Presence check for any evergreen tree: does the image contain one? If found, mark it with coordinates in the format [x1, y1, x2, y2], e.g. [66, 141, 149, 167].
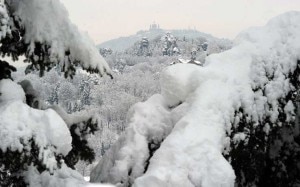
[0, 0, 111, 186]
[225, 60, 300, 186]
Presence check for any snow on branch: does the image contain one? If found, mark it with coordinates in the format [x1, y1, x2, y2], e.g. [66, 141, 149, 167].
[5, 0, 111, 77]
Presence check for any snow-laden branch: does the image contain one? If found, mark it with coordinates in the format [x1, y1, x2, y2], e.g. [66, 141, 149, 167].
[5, 0, 111, 77]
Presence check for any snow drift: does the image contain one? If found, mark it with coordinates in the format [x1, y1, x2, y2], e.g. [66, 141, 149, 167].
[91, 11, 300, 187]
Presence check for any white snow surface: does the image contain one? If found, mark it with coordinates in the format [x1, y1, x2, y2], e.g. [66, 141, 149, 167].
[6, 0, 111, 76]
[50, 104, 99, 127]
[25, 164, 114, 187]
[0, 79, 72, 172]
[90, 94, 173, 185]
[91, 11, 300, 187]
[0, 79, 25, 102]
[0, 0, 11, 40]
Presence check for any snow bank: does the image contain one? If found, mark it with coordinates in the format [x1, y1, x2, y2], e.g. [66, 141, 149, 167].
[6, 0, 111, 76]
[0, 79, 72, 172]
[91, 11, 300, 187]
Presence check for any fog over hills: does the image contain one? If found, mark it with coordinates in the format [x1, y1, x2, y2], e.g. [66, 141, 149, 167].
[98, 23, 225, 51]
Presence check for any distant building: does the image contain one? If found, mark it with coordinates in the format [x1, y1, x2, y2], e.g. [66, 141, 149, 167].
[149, 22, 160, 30]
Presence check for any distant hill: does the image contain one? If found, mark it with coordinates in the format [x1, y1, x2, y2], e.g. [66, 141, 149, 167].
[97, 27, 221, 52]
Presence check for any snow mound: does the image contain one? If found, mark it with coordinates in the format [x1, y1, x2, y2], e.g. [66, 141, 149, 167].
[135, 64, 237, 187]
[0, 79, 25, 102]
[0, 79, 72, 172]
[7, 0, 111, 76]
[91, 11, 300, 187]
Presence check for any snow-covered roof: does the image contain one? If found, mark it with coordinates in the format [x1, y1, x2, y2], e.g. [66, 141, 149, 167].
[177, 58, 203, 66]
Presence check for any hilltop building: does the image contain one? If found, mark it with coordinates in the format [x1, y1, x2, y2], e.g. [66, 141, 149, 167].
[149, 22, 160, 30]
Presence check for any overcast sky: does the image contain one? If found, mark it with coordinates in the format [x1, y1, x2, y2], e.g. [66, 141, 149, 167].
[60, 0, 300, 44]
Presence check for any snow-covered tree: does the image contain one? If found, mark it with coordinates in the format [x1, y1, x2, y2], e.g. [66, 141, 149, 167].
[2, 0, 111, 77]
[0, 0, 111, 186]
[90, 11, 300, 187]
[162, 32, 179, 56]
[99, 48, 113, 57]
[137, 37, 151, 56]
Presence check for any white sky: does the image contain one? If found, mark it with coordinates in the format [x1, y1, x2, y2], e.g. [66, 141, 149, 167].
[62, 0, 300, 44]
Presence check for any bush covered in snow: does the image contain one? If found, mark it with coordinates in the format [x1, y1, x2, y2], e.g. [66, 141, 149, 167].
[90, 11, 300, 187]
[0, 0, 111, 186]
